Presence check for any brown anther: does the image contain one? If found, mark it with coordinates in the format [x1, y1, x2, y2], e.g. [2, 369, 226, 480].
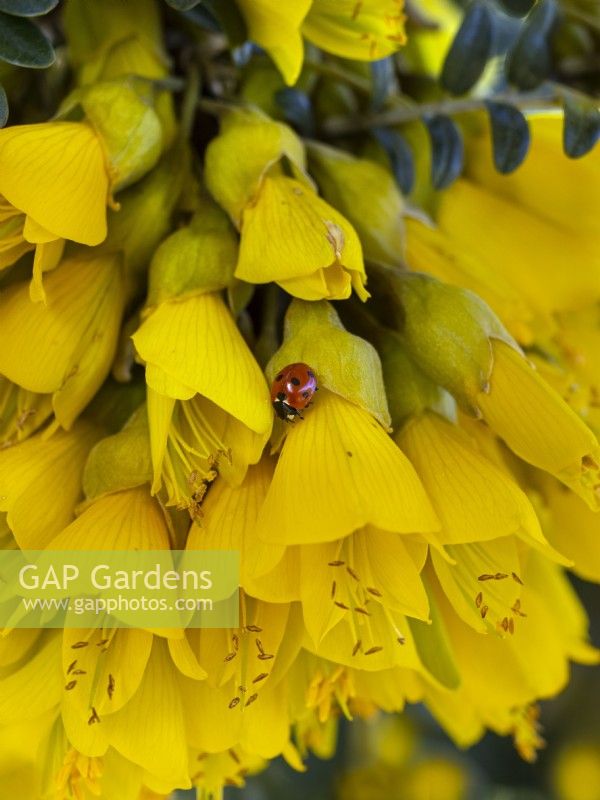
[331, 581, 336, 599]
[397, 636, 406, 645]
[352, 640, 362, 656]
[258, 653, 274, 661]
[255, 638, 265, 655]
[88, 707, 100, 725]
[66, 660, 77, 674]
[245, 693, 258, 707]
[253, 673, 268, 683]
[481, 604, 489, 619]
[108, 674, 115, 700]
[232, 634, 239, 649]
[238, 686, 247, 693]
[72, 669, 87, 676]
[511, 572, 524, 585]
[346, 566, 360, 581]
[494, 573, 509, 580]
[96, 639, 109, 647]
[354, 607, 370, 616]
[224, 652, 236, 662]
[245, 625, 262, 633]
[71, 641, 89, 649]
[364, 646, 383, 656]
[478, 574, 495, 581]
[228, 697, 240, 709]
[328, 560, 345, 567]
[508, 618, 515, 635]
[366, 587, 382, 597]
[582, 454, 598, 469]
[334, 601, 349, 610]
[197, 753, 208, 761]
[229, 749, 241, 764]
[475, 592, 483, 608]
[500, 617, 509, 632]
[65, 680, 77, 691]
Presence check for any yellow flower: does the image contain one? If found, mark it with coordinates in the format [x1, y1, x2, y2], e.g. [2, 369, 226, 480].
[133, 292, 272, 508]
[406, 111, 600, 344]
[392, 273, 600, 508]
[205, 110, 368, 301]
[236, 0, 406, 85]
[0, 252, 126, 429]
[0, 376, 53, 448]
[0, 422, 100, 549]
[0, 122, 110, 301]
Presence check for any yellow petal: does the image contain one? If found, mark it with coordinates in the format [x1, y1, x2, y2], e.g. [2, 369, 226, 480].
[303, 0, 407, 61]
[0, 633, 62, 724]
[0, 423, 99, 549]
[103, 638, 190, 789]
[30, 238, 65, 304]
[236, 174, 366, 301]
[0, 122, 108, 244]
[398, 411, 547, 545]
[186, 458, 284, 583]
[133, 293, 272, 435]
[235, 0, 311, 85]
[478, 340, 600, 509]
[0, 252, 125, 428]
[257, 389, 439, 544]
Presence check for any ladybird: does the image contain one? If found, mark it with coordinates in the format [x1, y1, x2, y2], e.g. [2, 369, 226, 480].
[271, 362, 318, 421]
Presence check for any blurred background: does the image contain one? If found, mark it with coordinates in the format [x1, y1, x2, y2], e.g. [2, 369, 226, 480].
[173, 577, 600, 800]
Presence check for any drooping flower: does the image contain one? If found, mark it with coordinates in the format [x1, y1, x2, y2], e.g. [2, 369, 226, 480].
[205, 109, 368, 301]
[235, 0, 406, 85]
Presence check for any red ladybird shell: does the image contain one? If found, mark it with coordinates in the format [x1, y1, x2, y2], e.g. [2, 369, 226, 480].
[270, 363, 318, 420]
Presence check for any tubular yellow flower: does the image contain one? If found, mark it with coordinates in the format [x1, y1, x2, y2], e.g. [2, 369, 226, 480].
[0, 122, 110, 300]
[393, 273, 600, 508]
[406, 112, 600, 343]
[0, 252, 126, 429]
[235, 0, 406, 85]
[0, 423, 100, 550]
[133, 292, 272, 508]
[205, 110, 368, 301]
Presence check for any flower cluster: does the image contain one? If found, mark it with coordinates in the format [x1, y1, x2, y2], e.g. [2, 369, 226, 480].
[0, 1, 598, 799]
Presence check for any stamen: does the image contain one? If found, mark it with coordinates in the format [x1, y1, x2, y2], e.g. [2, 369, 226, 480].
[352, 640, 362, 656]
[228, 697, 240, 709]
[334, 601, 349, 610]
[229, 749, 241, 764]
[346, 566, 360, 581]
[88, 708, 100, 725]
[245, 693, 258, 707]
[107, 674, 115, 700]
[328, 560, 345, 567]
[255, 639, 265, 655]
[366, 587, 382, 597]
[481, 604, 489, 619]
[364, 646, 383, 656]
[245, 625, 262, 633]
[66, 660, 77, 674]
[224, 652, 236, 662]
[258, 653, 274, 661]
[512, 572, 524, 585]
[65, 680, 77, 691]
[253, 673, 268, 683]
[475, 592, 483, 608]
[71, 641, 89, 649]
[331, 581, 336, 599]
[354, 607, 370, 616]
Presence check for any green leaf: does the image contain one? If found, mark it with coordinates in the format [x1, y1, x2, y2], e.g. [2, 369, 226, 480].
[0, 84, 7, 127]
[485, 101, 531, 173]
[507, 0, 558, 89]
[0, 11, 54, 67]
[373, 127, 415, 195]
[164, 0, 203, 9]
[0, 0, 58, 16]
[425, 115, 464, 189]
[563, 94, 600, 158]
[497, 0, 535, 15]
[441, 1, 494, 95]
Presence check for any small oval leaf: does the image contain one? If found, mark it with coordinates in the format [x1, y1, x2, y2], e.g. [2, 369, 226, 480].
[425, 115, 464, 189]
[0, 84, 7, 127]
[371, 57, 395, 112]
[373, 127, 415, 195]
[485, 101, 531, 173]
[441, 2, 495, 95]
[0, 0, 58, 16]
[563, 95, 600, 159]
[164, 0, 203, 9]
[0, 12, 54, 67]
[497, 0, 535, 16]
[507, 0, 558, 89]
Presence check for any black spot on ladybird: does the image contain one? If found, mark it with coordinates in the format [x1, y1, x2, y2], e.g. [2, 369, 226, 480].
[277, 392, 286, 401]
[291, 377, 300, 386]
[302, 391, 309, 398]
[275, 374, 283, 381]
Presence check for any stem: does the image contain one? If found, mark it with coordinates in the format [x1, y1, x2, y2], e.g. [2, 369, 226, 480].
[179, 61, 202, 142]
[321, 86, 560, 136]
[303, 57, 372, 95]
